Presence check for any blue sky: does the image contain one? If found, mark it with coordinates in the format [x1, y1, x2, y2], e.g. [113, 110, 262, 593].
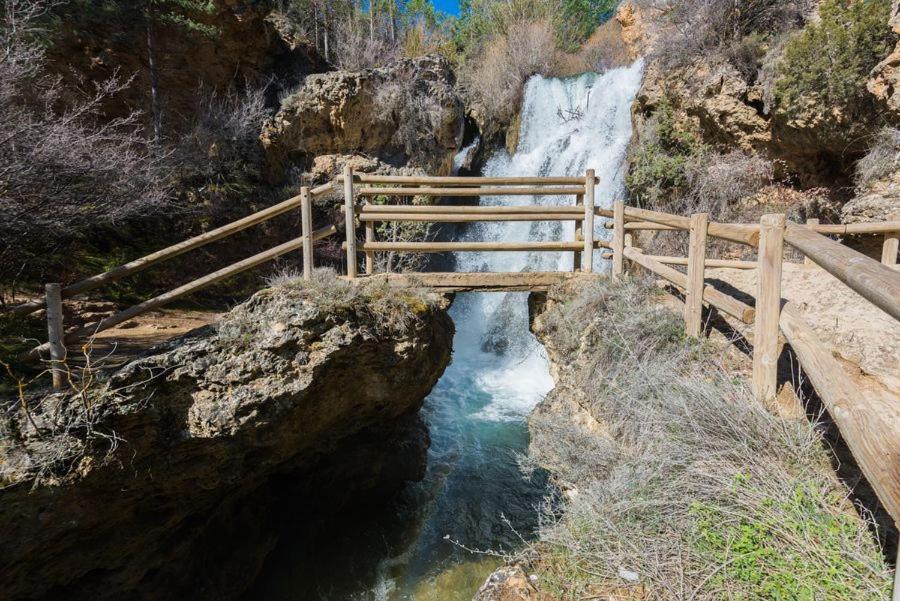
[431, 0, 460, 16]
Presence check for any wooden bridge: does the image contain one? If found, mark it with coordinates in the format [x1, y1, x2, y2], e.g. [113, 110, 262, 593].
[6, 170, 900, 554]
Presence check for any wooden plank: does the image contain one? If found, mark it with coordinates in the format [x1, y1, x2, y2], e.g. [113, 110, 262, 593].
[611, 201, 625, 278]
[808, 220, 900, 235]
[623, 247, 756, 324]
[300, 187, 313, 280]
[779, 302, 900, 524]
[583, 169, 596, 273]
[882, 212, 899, 266]
[684, 213, 709, 337]
[623, 206, 760, 246]
[784, 222, 900, 321]
[574, 194, 583, 271]
[357, 187, 585, 197]
[45, 284, 66, 390]
[604, 220, 679, 231]
[26, 225, 339, 355]
[365, 220, 375, 275]
[753, 214, 785, 402]
[343, 165, 358, 278]
[357, 213, 583, 222]
[644, 255, 756, 269]
[361, 271, 592, 292]
[352, 175, 591, 186]
[350, 241, 584, 252]
[358, 204, 583, 214]
[8, 183, 335, 317]
[804, 218, 819, 266]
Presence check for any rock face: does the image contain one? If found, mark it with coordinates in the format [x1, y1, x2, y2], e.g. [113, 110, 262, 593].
[47, 0, 320, 129]
[0, 278, 453, 600]
[261, 55, 465, 177]
[868, 0, 900, 113]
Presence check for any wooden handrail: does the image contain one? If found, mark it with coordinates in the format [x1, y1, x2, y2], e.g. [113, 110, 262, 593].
[357, 213, 584, 222]
[348, 174, 595, 186]
[347, 241, 584, 252]
[784, 222, 900, 321]
[622, 206, 760, 246]
[9, 182, 335, 317]
[357, 204, 584, 213]
[27, 224, 337, 357]
[356, 186, 585, 197]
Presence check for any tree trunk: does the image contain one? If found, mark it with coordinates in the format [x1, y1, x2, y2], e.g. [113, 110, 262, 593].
[145, 12, 162, 142]
[389, 0, 396, 43]
[369, 0, 375, 41]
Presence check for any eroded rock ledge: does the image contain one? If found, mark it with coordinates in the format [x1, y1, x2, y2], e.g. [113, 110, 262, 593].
[0, 277, 453, 600]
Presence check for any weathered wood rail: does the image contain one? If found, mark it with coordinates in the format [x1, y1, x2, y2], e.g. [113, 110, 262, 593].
[4, 172, 900, 572]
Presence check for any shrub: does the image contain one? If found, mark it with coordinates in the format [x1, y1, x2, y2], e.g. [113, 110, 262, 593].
[650, 0, 812, 77]
[773, 0, 895, 126]
[0, 0, 172, 302]
[855, 127, 900, 190]
[626, 98, 705, 205]
[526, 278, 892, 599]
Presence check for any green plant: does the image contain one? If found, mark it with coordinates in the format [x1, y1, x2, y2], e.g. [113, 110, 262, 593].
[626, 98, 705, 205]
[774, 0, 895, 126]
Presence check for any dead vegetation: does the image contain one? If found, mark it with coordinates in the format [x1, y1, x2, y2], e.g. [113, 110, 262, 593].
[524, 278, 892, 599]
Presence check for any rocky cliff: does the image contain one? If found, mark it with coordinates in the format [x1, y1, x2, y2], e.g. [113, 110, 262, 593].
[261, 55, 465, 178]
[0, 275, 453, 600]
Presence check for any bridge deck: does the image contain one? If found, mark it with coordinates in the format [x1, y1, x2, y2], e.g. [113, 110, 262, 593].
[358, 271, 599, 292]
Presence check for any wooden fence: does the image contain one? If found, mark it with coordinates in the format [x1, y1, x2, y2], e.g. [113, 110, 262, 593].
[4, 170, 900, 545]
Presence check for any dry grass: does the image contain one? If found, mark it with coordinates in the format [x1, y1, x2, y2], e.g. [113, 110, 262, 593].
[856, 127, 900, 191]
[524, 278, 892, 599]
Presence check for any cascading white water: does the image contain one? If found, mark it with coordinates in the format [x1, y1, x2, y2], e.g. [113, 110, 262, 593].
[451, 61, 644, 422]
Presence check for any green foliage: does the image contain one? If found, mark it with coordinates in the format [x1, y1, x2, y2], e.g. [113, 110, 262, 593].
[454, 0, 615, 56]
[690, 478, 889, 599]
[626, 98, 705, 205]
[774, 0, 894, 123]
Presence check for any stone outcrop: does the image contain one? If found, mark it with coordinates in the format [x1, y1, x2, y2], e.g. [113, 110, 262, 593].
[261, 55, 465, 178]
[473, 566, 540, 601]
[0, 278, 453, 600]
[868, 0, 900, 114]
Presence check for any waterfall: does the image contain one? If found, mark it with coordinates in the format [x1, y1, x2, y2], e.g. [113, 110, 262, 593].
[451, 61, 644, 422]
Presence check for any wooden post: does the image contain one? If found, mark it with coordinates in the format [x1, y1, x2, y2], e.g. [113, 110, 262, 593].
[343, 165, 358, 278]
[573, 194, 583, 271]
[582, 170, 595, 273]
[300, 187, 313, 280]
[365, 221, 375, 274]
[611, 200, 625, 279]
[752, 213, 786, 402]
[684, 213, 709, 337]
[882, 212, 899, 266]
[804, 218, 819, 265]
[45, 283, 66, 390]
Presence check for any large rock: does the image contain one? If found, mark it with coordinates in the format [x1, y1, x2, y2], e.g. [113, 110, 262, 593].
[868, 0, 900, 114]
[261, 55, 464, 177]
[0, 277, 453, 600]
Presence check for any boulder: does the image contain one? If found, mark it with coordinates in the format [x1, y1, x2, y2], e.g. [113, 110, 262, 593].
[0, 277, 453, 600]
[261, 55, 464, 177]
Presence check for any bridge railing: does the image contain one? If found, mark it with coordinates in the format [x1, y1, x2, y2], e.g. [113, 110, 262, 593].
[11, 182, 340, 385]
[338, 168, 602, 276]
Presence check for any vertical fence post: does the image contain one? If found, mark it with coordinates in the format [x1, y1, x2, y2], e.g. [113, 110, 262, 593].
[365, 221, 375, 275]
[611, 200, 625, 279]
[343, 165, 358, 278]
[752, 213, 786, 402]
[45, 283, 66, 390]
[882, 212, 899, 266]
[582, 170, 595, 273]
[573, 194, 583, 272]
[300, 186, 313, 280]
[684, 212, 709, 337]
[804, 218, 819, 265]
